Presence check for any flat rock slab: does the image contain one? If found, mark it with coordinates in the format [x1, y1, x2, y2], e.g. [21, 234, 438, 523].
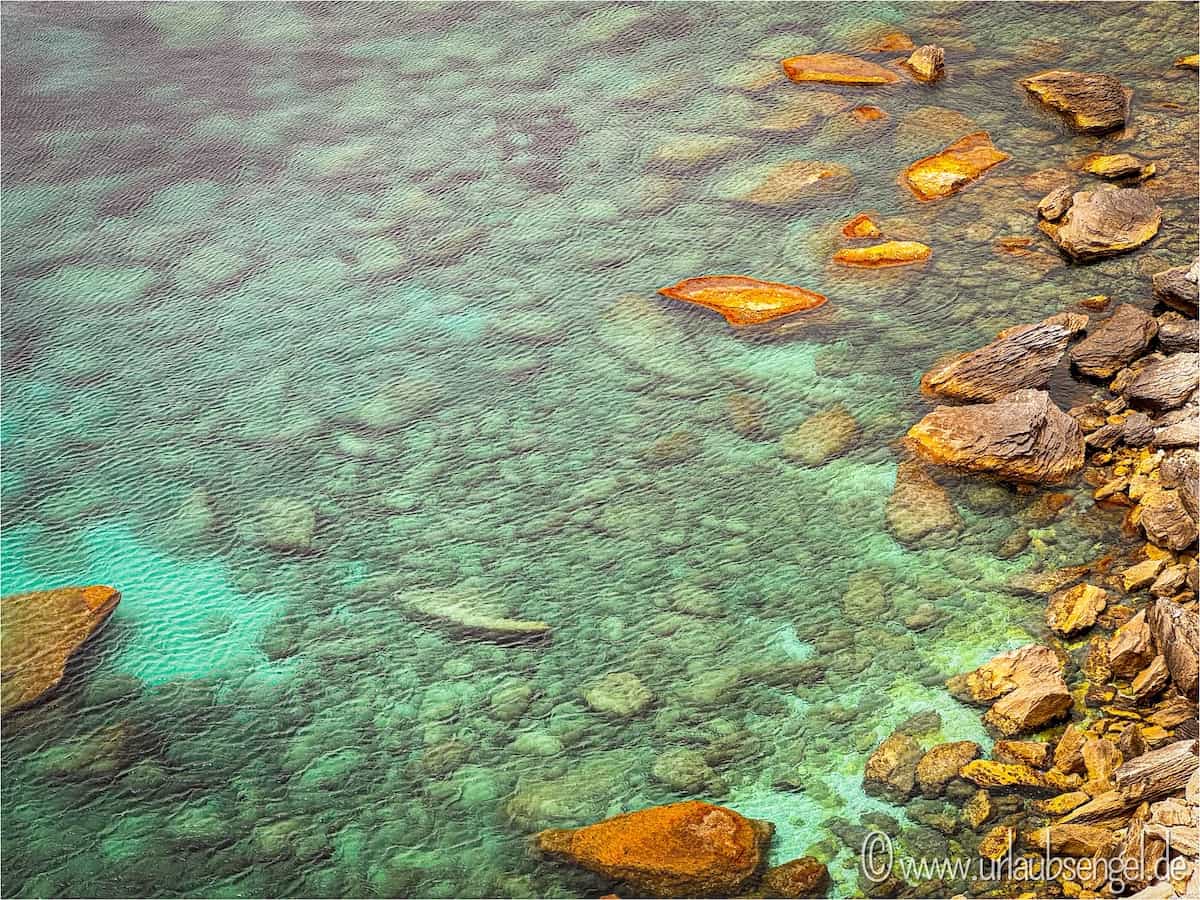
[901, 132, 1010, 201]
[781, 52, 899, 84]
[1, 585, 121, 715]
[907, 389, 1085, 483]
[1070, 304, 1159, 378]
[1040, 188, 1161, 261]
[658, 275, 828, 326]
[885, 459, 961, 545]
[833, 240, 931, 268]
[1021, 70, 1131, 133]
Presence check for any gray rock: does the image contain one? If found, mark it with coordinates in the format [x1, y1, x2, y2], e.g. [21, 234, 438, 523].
[1156, 312, 1197, 353]
[1122, 353, 1199, 411]
[1153, 260, 1199, 318]
[1070, 304, 1158, 378]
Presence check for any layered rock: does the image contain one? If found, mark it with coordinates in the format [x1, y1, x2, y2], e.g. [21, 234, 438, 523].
[916, 741, 981, 797]
[983, 681, 1073, 735]
[885, 459, 961, 545]
[947, 644, 1063, 704]
[1152, 260, 1199, 317]
[1038, 188, 1161, 261]
[1069, 304, 1159, 378]
[1156, 312, 1198, 354]
[1020, 70, 1131, 133]
[1148, 597, 1199, 696]
[657, 275, 828, 327]
[864, 731, 923, 802]
[535, 801, 773, 897]
[907, 389, 1085, 483]
[780, 52, 899, 85]
[1, 585, 121, 715]
[832, 240, 932, 268]
[921, 313, 1087, 401]
[904, 45, 945, 82]
[1121, 353, 1199, 411]
[1045, 583, 1108, 637]
[1081, 153, 1153, 180]
[901, 132, 1010, 201]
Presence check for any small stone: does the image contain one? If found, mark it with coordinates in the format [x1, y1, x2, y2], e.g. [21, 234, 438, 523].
[1131, 655, 1171, 702]
[869, 32, 915, 52]
[1082, 153, 1153, 180]
[1038, 185, 1074, 222]
[1123, 557, 1167, 591]
[759, 857, 830, 899]
[1109, 610, 1155, 678]
[1156, 313, 1198, 354]
[726, 160, 854, 208]
[1122, 353, 1199, 412]
[1046, 583, 1108, 636]
[960, 759, 1079, 792]
[863, 731, 923, 802]
[905, 45, 945, 82]
[780, 404, 860, 467]
[658, 275, 828, 327]
[1029, 824, 1118, 858]
[962, 790, 994, 829]
[916, 741, 981, 797]
[833, 241, 932, 268]
[1032, 791, 1091, 815]
[947, 644, 1064, 704]
[841, 213, 881, 238]
[978, 825, 1016, 860]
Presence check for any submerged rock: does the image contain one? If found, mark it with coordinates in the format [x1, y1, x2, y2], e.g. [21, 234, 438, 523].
[921, 312, 1087, 401]
[885, 459, 961, 545]
[725, 160, 854, 207]
[657, 276, 828, 327]
[535, 801, 773, 898]
[779, 404, 860, 466]
[1020, 70, 1131, 133]
[851, 104, 888, 123]
[1069, 304, 1158, 378]
[864, 731, 923, 802]
[404, 589, 550, 643]
[583, 672, 653, 718]
[240, 497, 316, 552]
[901, 132, 1010, 201]
[780, 52, 899, 85]
[907, 390, 1085, 484]
[904, 45, 945, 82]
[1, 585, 121, 715]
[1039, 188, 1161, 261]
[841, 212, 881, 238]
[1082, 153, 1153, 180]
[759, 857, 829, 898]
[1152, 260, 1199, 317]
[869, 32, 915, 52]
[647, 135, 752, 174]
[832, 240, 932, 268]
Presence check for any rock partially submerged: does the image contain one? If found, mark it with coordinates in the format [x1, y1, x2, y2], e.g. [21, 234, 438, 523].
[947, 644, 1064, 705]
[404, 589, 550, 643]
[921, 312, 1087, 401]
[841, 212, 881, 238]
[759, 857, 829, 899]
[1152, 260, 1199, 317]
[2, 585, 121, 715]
[657, 275, 828, 327]
[1069, 304, 1159, 378]
[904, 45, 945, 83]
[781, 52, 899, 85]
[901, 132, 1010, 201]
[833, 240, 932, 268]
[1038, 188, 1161, 261]
[1020, 70, 1131, 134]
[535, 800, 773, 898]
[1082, 153, 1154, 181]
[907, 389, 1086, 483]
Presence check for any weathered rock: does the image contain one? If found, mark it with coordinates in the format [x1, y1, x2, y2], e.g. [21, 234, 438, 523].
[869, 32, 915, 52]
[1152, 260, 1199, 318]
[901, 132, 1010, 201]
[947, 644, 1064, 704]
[1032, 791, 1090, 816]
[404, 589, 550, 643]
[1082, 737, 1124, 793]
[983, 679, 1074, 735]
[1046, 583, 1108, 636]
[841, 213, 881, 238]
[962, 789, 994, 829]
[651, 748, 724, 795]
[535, 801, 772, 898]
[657, 276, 828, 327]
[727, 160, 854, 207]
[960, 759, 1078, 793]
[1148, 597, 1199, 696]
[1055, 724, 1088, 775]
[1039, 188, 1161, 261]
[1038, 185, 1074, 222]
[1082, 153, 1153, 180]
[780, 404, 859, 466]
[1020, 70, 1131, 133]
[993, 740, 1053, 769]
[781, 52, 900, 85]
[241, 497, 316, 552]
[1149, 564, 1187, 597]
[864, 731, 923, 802]
[885, 459, 961, 545]
[905, 45, 945, 82]
[1130, 655, 1171, 702]
[1070, 304, 1159, 378]
[583, 672, 653, 718]
[978, 825, 1015, 860]
[1029, 824, 1118, 857]
[1156, 312, 1198, 354]
[922, 313, 1087, 401]
[1, 586, 121, 715]
[907, 389, 1085, 484]
[1109, 610, 1155, 678]
[1177, 54, 1200, 69]
[1138, 486, 1199, 550]
[1154, 415, 1200, 449]
[832, 240, 932, 268]
[1122, 557, 1166, 591]
[1161, 449, 1199, 518]
[1121, 353, 1199, 411]
[916, 741, 981, 797]
[1122, 412, 1156, 446]
[759, 857, 830, 898]
[851, 104, 887, 123]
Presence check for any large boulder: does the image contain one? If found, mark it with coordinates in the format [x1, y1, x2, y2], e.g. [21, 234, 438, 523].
[1121, 353, 1199, 411]
[901, 131, 1010, 201]
[1039, 188, 1161, 261]
[1152, 260, 1199, 317]
[983, 680, 1074, 736]
[1, 586, 121, 715]
[1148, 597, 1199, 696]
[921, 312, 1087, 401]
[907, 389, 1085, 484]
[535, 801, 773, 897]
[1137, 486, 1199, 551]
[885, 459, 961, 545]
[1069, 304, 1159, 378]
[1020, 70, 1131, 133]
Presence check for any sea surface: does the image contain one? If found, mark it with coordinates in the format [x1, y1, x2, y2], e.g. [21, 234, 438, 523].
[1, 2, 1197, 897]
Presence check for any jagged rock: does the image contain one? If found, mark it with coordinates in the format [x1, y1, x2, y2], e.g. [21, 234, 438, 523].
[1150, 564, 1187, 597]
[870, 32, 914, 51]
[1138, 486, 1198, 550]
[993, 740, 1053, 769]
[1082, 737, 1124, 793]
[1160, 449, 1199, 518]
[583, 672, 653, 717]
[905, 45, 945, 82]
[1122, 412, 1156, 446]
[983, 679, 1073, 735]
[1032, 791, 1090, 816]
[916, 741, 981, 797]
[907, 389, 1085, 484]
[922, 313, 1087, 401]
[780, 404, 859, 466]
[1121, 353, 1199, 411]
[901, 132, 1009, 201]
[1154, 415, 1200, 449]
[1152, 260, 1199, 317]
[962, 790, 995, 829]
[1046, 583, 1108, 636]
[1109, 610, 1155, 678]
[1029, 824, 1118, 857]
[864, 731, 923, 802]
[832, 241, 932, 268]
[404, 589, 550, 643]
[1038, 186, 1074, 221]
[947, 644, 1063, 704]
[1123, 557, 1167, 591]
[885, 459, 961, 545]
[1070, 304, 1159, 378]
[759, 857, 829, 898]
[535, 801, 773, 898]
[1082, 153, 1153, 180]
[978, 825, 1016, 860]
[1, 586, 121, 715]
[1148, 597, 1199, 696]
[1131, 655, 1171, 702]
[960, 759, 1079, 793]
[1055, 724, 1088, 774]
[1156, 312, 1198, 354]
[1020, 70, 1131, 133]
[1039, 188, 1161, 261]
[781, 52, 899, 84]
[657, 275, 828, 327]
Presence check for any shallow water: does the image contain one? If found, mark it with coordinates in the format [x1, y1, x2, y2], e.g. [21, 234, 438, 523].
[1, 2, 1197, 897]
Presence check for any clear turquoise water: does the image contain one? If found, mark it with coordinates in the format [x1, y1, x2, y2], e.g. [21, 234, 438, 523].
[2, 2, 1197, 897]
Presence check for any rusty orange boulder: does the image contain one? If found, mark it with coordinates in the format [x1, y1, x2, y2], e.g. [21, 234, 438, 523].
[535, 800, 773, 897]
[658, 276, 828, 326]
[781, 52, 899, 85]
[833, 241, 931, 268]
[2, 585, 121, 715]
[901, 132, 1010, 201]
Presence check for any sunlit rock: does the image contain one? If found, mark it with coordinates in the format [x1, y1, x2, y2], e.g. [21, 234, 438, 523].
[780, 52, 899, 85]
[1082, 153, 1154, 181]
[1020, 70, 1132, 134]
[851, 104, 888, 123]
[904, 45, 945, 82]
[1038, 188, 1161, 261]
[901, 132, 1010, 201]
[657, 275, 828, 326]
[833, 240, 932, 267]
[841, 213, 881, 238]
[1151, 259, 1198, 317]
[1069, 304, 1158, 378]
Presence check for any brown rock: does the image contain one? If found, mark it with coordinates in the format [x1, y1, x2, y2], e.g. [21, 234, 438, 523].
[1046, 583, 1108, 636]
[851, 105, 888, 123]
[1038, 185, 1074, 222]
[841, 213, 881, 238]
[1082, 737, 1124, 792]
[658, 276, 828, 327]
[916, 741, 981, 797]
[947, 644, 1064, 704]
[759, 857, 829, 898]
[780, 404, 859, 467]
[1031, 791, 1091, 815]
[1148, 597, 1199, 696]
[961, 759, 1079, 793]
[1151, 260, 1198, 318]
[1070, 304, 1159, 378]
[869, 32, 915, 52]
[1040, 188, 1162, 261]
[962, 789, 994, 829]
[1082, 153, 1153, 180]
[885, 459, 961, 545]
[1055, 723, 1088, 774]
[983, 679, 1074, 736]
[1130, 655, 1171, 702]
[1020, 70, 1131, 134]
[1138, 486, 1199, 551]
[907, 389, 1085, 484]
[1122, 353, 1199, 411]
[1109, 610, 1155, 679]
[921, 313, 1087, 401]
[832, 241, 932, 268]
[1157, 312, 1199, 354]
[901, 132, 1010, 201]
[993, 740, 1053, 769]
[978, 825, 1015, 860]
[864, 731, 923, 802]
[1149, 564, 1186, 598]
[1, 585, 121, 715]
[905, 45, 945, 83]
[534, 801, 772, 898]
[1123, 557, 1167, 591]
[1028, 824, 1117, 858]
[781, 52, 900, 85]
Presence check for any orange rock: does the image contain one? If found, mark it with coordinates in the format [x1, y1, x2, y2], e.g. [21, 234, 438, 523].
[901, 132, 1011, 201]
[2, 585, 121, 715]
[833, 241, 931, 268]
[658, 276, 828, 326]
[781, 52, 900, 85]
[841, 213, 882, 238]
[535, 800, 773, 898]
[852, 105, 888, 123]
[870, 32, 916, 52]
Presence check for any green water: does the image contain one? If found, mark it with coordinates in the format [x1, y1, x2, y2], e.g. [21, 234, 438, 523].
[1, 2, 1196, 897]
